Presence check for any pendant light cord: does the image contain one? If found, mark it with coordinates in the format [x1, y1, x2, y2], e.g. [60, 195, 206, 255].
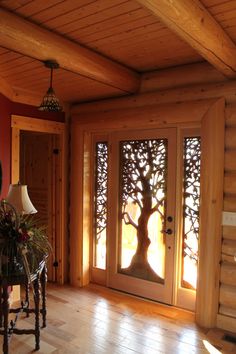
[50, 67, 53, 89]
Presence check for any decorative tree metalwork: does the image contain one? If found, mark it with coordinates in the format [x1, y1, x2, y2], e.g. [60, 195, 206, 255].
[119, 139, 167, 283]
[94, 142, 108, 268]
[182, 137, 201, 289]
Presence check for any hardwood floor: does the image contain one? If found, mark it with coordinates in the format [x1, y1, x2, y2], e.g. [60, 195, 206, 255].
[1, 283, 236, 353]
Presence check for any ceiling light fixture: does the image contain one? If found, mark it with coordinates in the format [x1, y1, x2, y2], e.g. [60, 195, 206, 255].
[38, 60, 62, 112]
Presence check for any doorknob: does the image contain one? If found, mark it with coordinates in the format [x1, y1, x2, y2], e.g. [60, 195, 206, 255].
[167, 216, 173, 222]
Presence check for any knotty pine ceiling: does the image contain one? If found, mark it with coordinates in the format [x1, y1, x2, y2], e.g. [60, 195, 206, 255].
[0, 0, 235, 106]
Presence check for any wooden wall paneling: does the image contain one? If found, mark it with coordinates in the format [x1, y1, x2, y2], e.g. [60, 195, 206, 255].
[220, 263, 236, 286]
[225, 151, 236, 171]
[224, 172, 236, 194]
[195, 98, 225, 328]
[11, 115, 66, 284]
[222, 239, 236, 258]
[219, 284, 236, 309]
[224, 196, 236, 212]
[219, 305, 236, 318]
[217, 313, 236, 333]
[223, 225, 236, 241]
[225, 128, 236, 149]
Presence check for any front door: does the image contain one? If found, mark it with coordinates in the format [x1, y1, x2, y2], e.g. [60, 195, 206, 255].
[108, 128, 177, 304]
[92, 128, 201, 307]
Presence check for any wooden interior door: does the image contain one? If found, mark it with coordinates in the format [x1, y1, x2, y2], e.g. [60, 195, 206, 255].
[20, 131, 58, 282]
[108, 128, 177, 304]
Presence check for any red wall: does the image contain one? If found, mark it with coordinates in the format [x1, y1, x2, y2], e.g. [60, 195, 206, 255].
[0, 93, 65, 198]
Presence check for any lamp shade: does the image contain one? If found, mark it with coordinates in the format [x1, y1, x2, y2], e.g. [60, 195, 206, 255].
[6, 184, 37, 214]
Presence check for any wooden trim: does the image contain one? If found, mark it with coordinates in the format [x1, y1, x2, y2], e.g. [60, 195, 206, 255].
[195, 98, 225, 328]
[11, 115, 66, 285]
[0, 8, 140, 93]
[70, 125, 83, 287]
[11, 127, 20, 184]
[136, 0, 236, 77]
[72, 80, 236, 115]
[72, 99, 218, 129]
[174, 127, 201, 311]
[11, 115, 65, 133]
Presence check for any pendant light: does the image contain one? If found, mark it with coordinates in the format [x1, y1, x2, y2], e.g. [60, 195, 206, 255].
[38, 60, 62, 112]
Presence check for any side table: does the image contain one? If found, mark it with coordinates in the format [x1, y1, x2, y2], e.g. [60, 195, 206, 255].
[0, 261, 47, 354]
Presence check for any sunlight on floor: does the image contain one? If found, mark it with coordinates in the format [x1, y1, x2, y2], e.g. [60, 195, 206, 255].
[203, 340, 222, 354]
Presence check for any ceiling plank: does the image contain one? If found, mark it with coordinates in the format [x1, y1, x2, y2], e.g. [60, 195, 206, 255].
[0, 8, 140, 93]
[0, 73, 14, 100]
[136, 0, 236, 78]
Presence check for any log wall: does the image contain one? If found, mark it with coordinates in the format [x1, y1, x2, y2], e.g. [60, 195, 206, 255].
[219, 107, 236, 328]
[72, 61, 236, 331]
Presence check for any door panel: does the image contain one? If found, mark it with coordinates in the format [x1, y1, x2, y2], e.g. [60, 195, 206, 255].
[108, 128, 177, 304]
[20, 131, 58, 282]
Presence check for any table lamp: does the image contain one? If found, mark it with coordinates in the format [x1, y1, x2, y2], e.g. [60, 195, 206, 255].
[6, 183, 37, 215]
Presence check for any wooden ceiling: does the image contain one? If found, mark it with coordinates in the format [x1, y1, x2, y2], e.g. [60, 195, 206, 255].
[0, 0, 235, 107]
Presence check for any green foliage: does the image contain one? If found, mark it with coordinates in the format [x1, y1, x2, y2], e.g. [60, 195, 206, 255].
[0, 202, 52, 278]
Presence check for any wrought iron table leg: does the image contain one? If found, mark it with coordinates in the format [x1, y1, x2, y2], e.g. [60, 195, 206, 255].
[25, 282, 30, 317]
[0, 286, 3, 327]
[41, 265, 47, 328]
[33, 275, 40, 351]
[2, 283, 9, 354]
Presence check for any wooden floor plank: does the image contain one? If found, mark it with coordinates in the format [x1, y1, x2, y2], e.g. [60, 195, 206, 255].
[0, 283, 235, 353]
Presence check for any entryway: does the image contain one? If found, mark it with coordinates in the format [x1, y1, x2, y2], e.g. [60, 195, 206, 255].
[11, 115, 66, 284]
[91, 127, 201, 310]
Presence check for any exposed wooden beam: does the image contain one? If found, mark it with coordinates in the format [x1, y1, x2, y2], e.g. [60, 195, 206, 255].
[0, 8, 140, 93]
[136, 0, 236, 78]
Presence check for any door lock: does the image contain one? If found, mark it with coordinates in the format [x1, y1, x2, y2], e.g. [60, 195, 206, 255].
[163, 228, 173, 235]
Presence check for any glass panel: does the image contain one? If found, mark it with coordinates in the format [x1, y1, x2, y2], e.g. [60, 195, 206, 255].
[182, 137, 201, 289]
[119, 139, 167, 283]
[94, 142, 108, 269]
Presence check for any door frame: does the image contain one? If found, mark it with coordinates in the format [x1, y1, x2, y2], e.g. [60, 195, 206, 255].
[11, 115, 66, 284]
[70, 98, 225, 328]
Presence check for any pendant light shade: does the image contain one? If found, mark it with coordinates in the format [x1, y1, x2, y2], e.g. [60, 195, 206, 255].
[38, 60, 62, 112]
[6, 183, 37, 215]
